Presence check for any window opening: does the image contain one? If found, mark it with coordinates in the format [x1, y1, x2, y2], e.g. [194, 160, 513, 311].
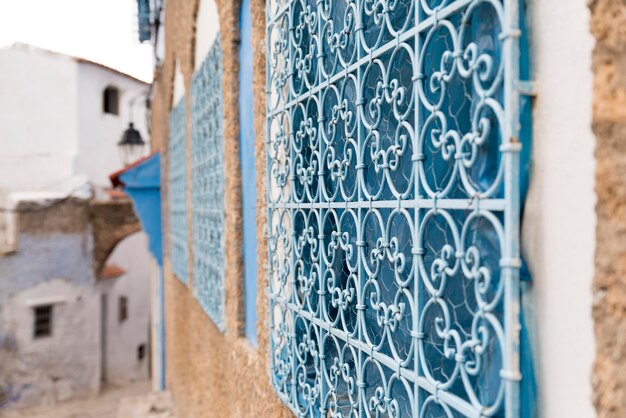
[103, 86, 120, 115]
[119, 296, 128, 322]
[191, 38, 226, 330]
[265, 0, 526, 416]
[138, 343, 147, 360]
[33, 305, 53, 338]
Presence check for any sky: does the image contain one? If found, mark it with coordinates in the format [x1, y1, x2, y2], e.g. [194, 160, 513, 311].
[0, 0, 154, 82]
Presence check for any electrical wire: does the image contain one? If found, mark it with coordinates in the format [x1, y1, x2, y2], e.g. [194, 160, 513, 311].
[0, 184, 91, 214]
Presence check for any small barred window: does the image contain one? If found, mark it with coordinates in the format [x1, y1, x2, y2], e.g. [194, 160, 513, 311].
[103, 86, 120, 115]
[33, 305, 53, 339]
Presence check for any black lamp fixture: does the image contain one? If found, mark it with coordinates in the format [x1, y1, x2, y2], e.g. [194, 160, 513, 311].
[117, 122, 146, 166]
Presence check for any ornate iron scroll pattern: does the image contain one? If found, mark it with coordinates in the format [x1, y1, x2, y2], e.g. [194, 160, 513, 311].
[191, 38, 226, 330]
[169, 97, 188, 284]
[266, 0, 523, 417]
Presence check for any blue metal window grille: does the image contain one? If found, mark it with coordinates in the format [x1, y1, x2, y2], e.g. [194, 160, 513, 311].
[266, 0, 525, 416]
[169, 97, 188, 283]
[137, 0, 151, 42]
[239, 0, 260, 345]
[191, 38, 226, 330]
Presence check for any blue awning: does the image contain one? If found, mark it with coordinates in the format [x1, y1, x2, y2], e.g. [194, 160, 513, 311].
[112, 153, 162, 266]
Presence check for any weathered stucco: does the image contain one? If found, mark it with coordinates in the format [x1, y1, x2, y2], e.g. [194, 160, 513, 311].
[590, 1, 626, 416]
[0, 43, 154, 412]
[0, 196, 152, 411]
[0, 199, 94, 306]
[152, 0, 290, 416]
[90, 197, 141, 278]
[0, 278, 101, 409]
[0, 199, 99, 410]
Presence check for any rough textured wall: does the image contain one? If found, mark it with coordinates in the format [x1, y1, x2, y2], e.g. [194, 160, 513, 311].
[152, 0, 291, 416]
[590, 1, 626, 417]
[90, 197, 141, 277]
[16, 198, 90, 234]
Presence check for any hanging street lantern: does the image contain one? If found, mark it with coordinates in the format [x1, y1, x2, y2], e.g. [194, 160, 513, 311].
[117, 122, 145, 166]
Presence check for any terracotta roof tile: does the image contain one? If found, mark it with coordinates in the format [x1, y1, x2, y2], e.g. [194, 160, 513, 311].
[100, 263, 126, 280]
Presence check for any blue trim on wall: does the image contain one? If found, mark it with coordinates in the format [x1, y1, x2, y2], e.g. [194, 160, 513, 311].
[137, 0, 151, 42]
[239, 0, 258, 346]
[519, 1, 537, 416]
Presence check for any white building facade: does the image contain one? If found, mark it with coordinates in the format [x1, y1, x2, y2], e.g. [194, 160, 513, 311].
[0, 44, 155, 410]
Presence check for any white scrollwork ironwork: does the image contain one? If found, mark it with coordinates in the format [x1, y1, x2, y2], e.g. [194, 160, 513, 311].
[191, 38, 226, 330]
[169, 96, 188, 283]
[266, 0, 524, 416]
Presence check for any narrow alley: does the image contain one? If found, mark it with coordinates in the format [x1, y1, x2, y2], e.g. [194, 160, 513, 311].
[0, 382, 174, 418]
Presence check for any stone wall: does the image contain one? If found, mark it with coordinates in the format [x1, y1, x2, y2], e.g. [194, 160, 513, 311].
[151, 0, 290, 416]
[90, 197, 141, 277]
[590, 1, 626, 417]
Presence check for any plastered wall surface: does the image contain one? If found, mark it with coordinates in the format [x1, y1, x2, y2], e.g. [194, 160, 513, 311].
[99, 232, 152, 386]
[194, 0, 220, 72]
[153, 0, 291, 416]
[173, 61, 185, 106]
[0, 47, 78, 192]
[76, 63, 149, 187]
[149, 256, 165, 392]
[0, 279, 101, 408]
[0, 199, 100, 409]
[0, 45, 149, 192]
[0, 199, 93, 306]
[590, 1, 626, 417]
[522, 1, 596, 416]
[0, 196, 151, 409]
[0, 49, 152, 407]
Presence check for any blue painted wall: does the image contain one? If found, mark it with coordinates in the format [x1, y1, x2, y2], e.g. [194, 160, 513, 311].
[0, 233, 94, 308]
[238, 0, 258, 346]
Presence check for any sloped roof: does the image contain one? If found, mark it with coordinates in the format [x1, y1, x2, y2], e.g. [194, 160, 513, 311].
[109, 153, 158, 188]
[5, 43, 150, 84]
